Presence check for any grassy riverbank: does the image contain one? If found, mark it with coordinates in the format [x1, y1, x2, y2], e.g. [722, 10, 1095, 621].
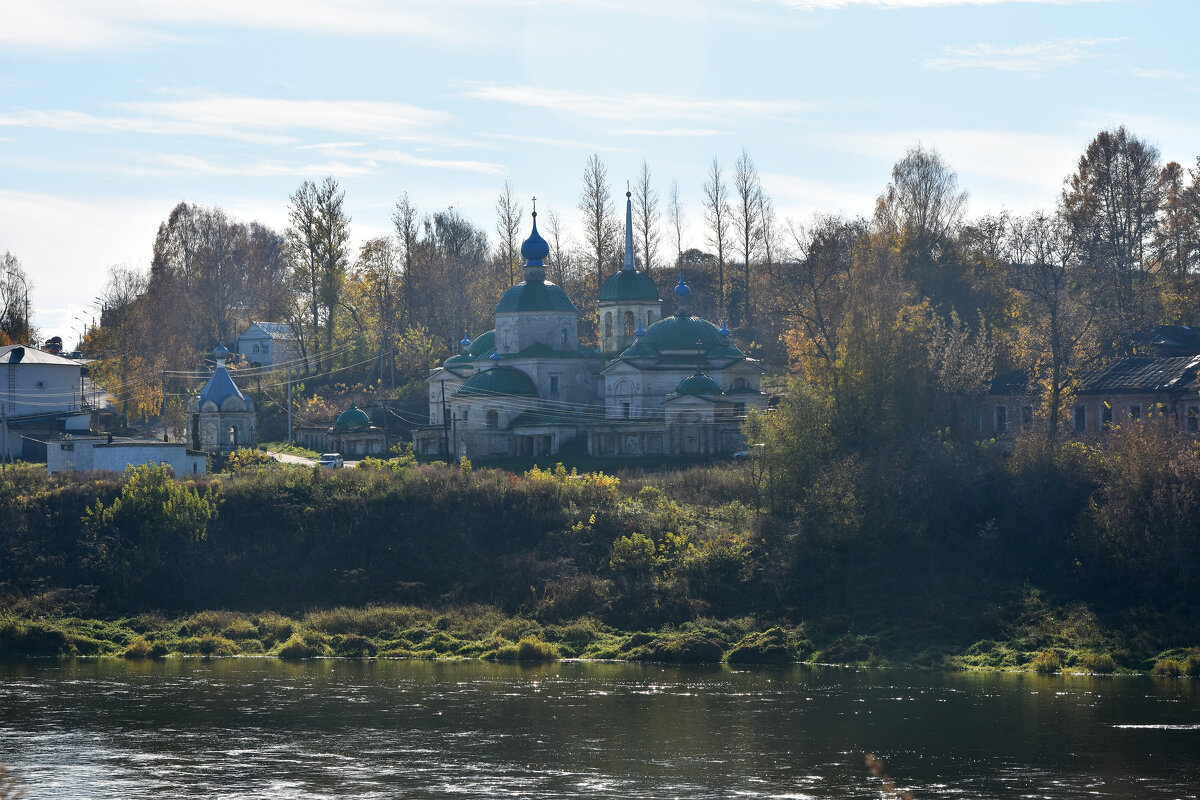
[2, 604, 1198, 675]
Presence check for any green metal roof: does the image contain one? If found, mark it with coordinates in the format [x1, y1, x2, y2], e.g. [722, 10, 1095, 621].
[334, 403, 372, 430]
[707, 343, 746, 360]
[675, 370, 723, 396]
[642, 314, 724, 351]
[599, 269, 660, 302]
[467, 330, 496, 358]
[495, 280, 577, 313]
[454, 366, 538, 398]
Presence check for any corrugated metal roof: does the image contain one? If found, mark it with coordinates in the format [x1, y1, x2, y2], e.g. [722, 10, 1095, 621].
[0, 345, 83, 366]
[1076, 355, 1200, 394]
[242, 322, 295, 340]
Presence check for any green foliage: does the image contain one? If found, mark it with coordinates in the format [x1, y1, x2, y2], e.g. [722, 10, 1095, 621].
[726, 627, 807, 664]
[1033, 649, 1063, 674]
[1153, 658, 1182, 677]
[609, 533, 659, 579]
[1079, 652, 1117, 674]
[123, 637, 155, 659]
[225, 448, 276, 472]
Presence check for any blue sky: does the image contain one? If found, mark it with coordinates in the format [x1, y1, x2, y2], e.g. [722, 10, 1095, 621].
[1, 0, 1196, 344]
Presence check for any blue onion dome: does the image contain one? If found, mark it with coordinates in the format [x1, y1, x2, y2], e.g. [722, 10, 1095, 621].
[198, 356, 250, 411]
[334, 403, 372, 430]
[675, 370, 722, 396]
[489, 350, 502, 361]
[460, 333, 472, 349]
[674, 277, 691, 299]
[642, 314, 724, 351]
[719, 320, 731, 337]
[634, 322, 645, 337]
[467, 330, 496, 358]
[455, 366, 538, 398]
[599, 269, 660, 302]
[521, 213, 550, 265]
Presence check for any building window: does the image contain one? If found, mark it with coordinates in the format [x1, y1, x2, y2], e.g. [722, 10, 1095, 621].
[1101, 401, 1113, 428]
[549, 375, 559, 395]
[1128, 403, 1141, 422]
[486, 410, 498, 429]
[732, 377, 749, 391]
[994, 405, 1008, 434]
[1073, 404, 1086, 433]
[604, 313, 613, 338]
[622, 401, 631, 419]
[1021, 405, 1034, 429]
[462, 409, 469, 423]
[624, 311, 635, 337]
[969, 409, 982, 433]
[561, 328, 568, 347]
[647, 311, 654, 326]
[1188, 406, 1199, 433]
[733, 402, 746, 417]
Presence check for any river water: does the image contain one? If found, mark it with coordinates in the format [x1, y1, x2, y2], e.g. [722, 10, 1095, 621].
[1, 659, 1197, 799]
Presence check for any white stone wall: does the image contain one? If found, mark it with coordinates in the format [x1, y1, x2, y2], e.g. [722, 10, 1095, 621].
[48, 439, 206, 475]
[599, 301, 661, 354]
[494, 312, 579, 354]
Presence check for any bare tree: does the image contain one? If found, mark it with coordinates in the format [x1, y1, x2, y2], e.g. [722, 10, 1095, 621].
[494, 179, 523, 287]
[703, 158, 732, 318]
[633, 159, 661, 277]
[0, 251, 34, 346]
[392, 193, 420, 324]
[286, 180, 323, 372]
[733, 148, 763, 325]
[544, 207, 572, 287]
[579, 153, 618, 295]
[667, 179, 685, 271]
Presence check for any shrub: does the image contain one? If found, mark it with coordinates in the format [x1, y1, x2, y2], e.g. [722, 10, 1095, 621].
[178, 634, 239, 657]
[123, 637, 155, 659]
[278, 633, 323, 659]
[726, 627, 804, 664]
[1185, 652, 1200, 678]
[485, 636, 559, 662]
[1033, 649, 1063, 674]
[221, 618, 259, 640]
[1080, 652, 1117, 674]
[334, 634, 378, 657]
[1153, 658, 1183, 677]
[256, 613, 295, 643]
[627, 635, 725, 663]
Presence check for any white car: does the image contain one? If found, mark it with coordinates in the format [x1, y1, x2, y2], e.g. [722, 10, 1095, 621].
[317, 453, 344, 468]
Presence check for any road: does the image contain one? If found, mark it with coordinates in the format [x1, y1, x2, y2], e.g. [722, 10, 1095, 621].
[267, 450, 360, 468]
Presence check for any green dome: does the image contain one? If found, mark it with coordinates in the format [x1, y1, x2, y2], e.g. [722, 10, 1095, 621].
[495, 280, 577, 313]
[675, 371, 722, 396]
[599, 270, 660, 303]
[467, 330, 496, 358]
[335, 403, 372, 430]
[454, 366, 538, 398]
[642, 315, 724, 351]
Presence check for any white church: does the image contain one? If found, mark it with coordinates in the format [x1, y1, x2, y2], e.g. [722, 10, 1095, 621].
[412, 192, 768, 460]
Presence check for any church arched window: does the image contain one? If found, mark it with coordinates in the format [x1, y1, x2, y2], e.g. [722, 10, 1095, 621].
[647, 311, 655, 326]
[561, 328, 568, 347]
[486, 410, 499, 429]
[604, 313, 613, 338]
[624, 311, 635, 337]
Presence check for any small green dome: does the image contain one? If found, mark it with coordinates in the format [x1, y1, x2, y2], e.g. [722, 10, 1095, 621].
[467, 330, 496, 358]
[599, 270, 660, 303]
[335, 403, 372, 430]
[496, 280, 577, 313]
[454, 366, 538, 398]
[642, 315, 724, 351]
[675, 371, 722, 396]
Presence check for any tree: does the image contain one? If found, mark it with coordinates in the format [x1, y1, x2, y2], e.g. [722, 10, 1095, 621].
[1006, 211, 1095, 438]
[392, 193, 421, 324]
[1062, 127, 1163, 355]
[667, 179, 685, 270]
[733, 148, 763, 325]
[633, 159, 661, 276]
[495, 180, 524, 287]
[347, 236, 403, 387]
[1155, 159, 1200, 321]
[87, 265, 152, 425]
[703, 158, 732, 318]
[0, 251, 34, 346]
[544, 207, 573, 287]
[579, 153, 618, 296]
[286, 177, 351, 372]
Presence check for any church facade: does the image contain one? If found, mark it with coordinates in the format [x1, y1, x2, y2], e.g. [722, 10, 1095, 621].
[412, 192, 768, 460]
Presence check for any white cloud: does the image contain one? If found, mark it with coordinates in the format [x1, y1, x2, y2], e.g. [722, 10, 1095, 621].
[924, 38, 1121, 72]
[308, 146, 509, 176]
[762, 172, 879, 221]
[1131, 67, 1188, 81]
[0, 0, 480, 52]
[624, 128, 724, 137]
[464, 85, 814, 122]
[0, 93, 451, 145]
[784, 0, 1108, 8]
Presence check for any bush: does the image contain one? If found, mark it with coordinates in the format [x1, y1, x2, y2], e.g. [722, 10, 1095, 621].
[727, 627, 805, 664]
[1033, 649, 1063, 674]
[177, 634, 239, 656]
[123, 637, 155, 659]
[1080, 652, 1117, 674]
[485, 636, 559, 663]
[627, 635, 725, 663]
[1186, 652, 1200, 678]
[334, 634, 378, 657]
[278, 633, 325, 659]
[1153, 658, 1183, 677]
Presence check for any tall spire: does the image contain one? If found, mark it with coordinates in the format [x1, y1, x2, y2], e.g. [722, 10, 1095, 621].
[623, 189, 635, 272]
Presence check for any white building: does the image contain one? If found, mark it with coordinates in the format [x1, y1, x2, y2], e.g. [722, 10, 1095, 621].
[413, 193, 768, 460]
[1, 345, 92, 460]
[48, 436, 206, 476]
[237, 322, 297, 368]
[187, 345, 256, 454]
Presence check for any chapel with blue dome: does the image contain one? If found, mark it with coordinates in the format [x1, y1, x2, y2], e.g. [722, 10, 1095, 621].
[413, 188, 767, 460]
[187, 344, 256, 453]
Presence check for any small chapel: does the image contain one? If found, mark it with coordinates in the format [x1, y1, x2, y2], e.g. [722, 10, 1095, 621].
[188, 344, 256, 454]
[412, 190, 768, 460]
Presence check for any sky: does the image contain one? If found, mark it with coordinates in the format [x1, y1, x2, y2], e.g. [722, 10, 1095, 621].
[0, 0, 1197, 346]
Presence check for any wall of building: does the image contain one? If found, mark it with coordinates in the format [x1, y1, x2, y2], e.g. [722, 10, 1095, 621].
[2, 361, 86, 419]
[494, 311, 579, 354]
[48, 439, 206, 475]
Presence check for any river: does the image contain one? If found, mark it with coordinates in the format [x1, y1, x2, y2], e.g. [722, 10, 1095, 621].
[1, 659, 1197, 798]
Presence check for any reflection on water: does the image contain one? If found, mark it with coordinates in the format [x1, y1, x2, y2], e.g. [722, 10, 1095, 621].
[1, 659, 1198, 799]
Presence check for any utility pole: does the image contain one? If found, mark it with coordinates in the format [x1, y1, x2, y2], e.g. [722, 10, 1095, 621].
[287, 363, 293, 445]
[441, 381, 450, 456]
[161, 370, 168, 441]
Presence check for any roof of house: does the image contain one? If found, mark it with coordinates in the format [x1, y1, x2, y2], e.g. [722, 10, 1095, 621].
[1076, 355, 1200, 394]
[495, 279, 578, 314]
[1134, 324, 1200, 357]
[454, 366, 538, 398]
[241, 322, 295, 340]
[0, 345, 82, 366]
